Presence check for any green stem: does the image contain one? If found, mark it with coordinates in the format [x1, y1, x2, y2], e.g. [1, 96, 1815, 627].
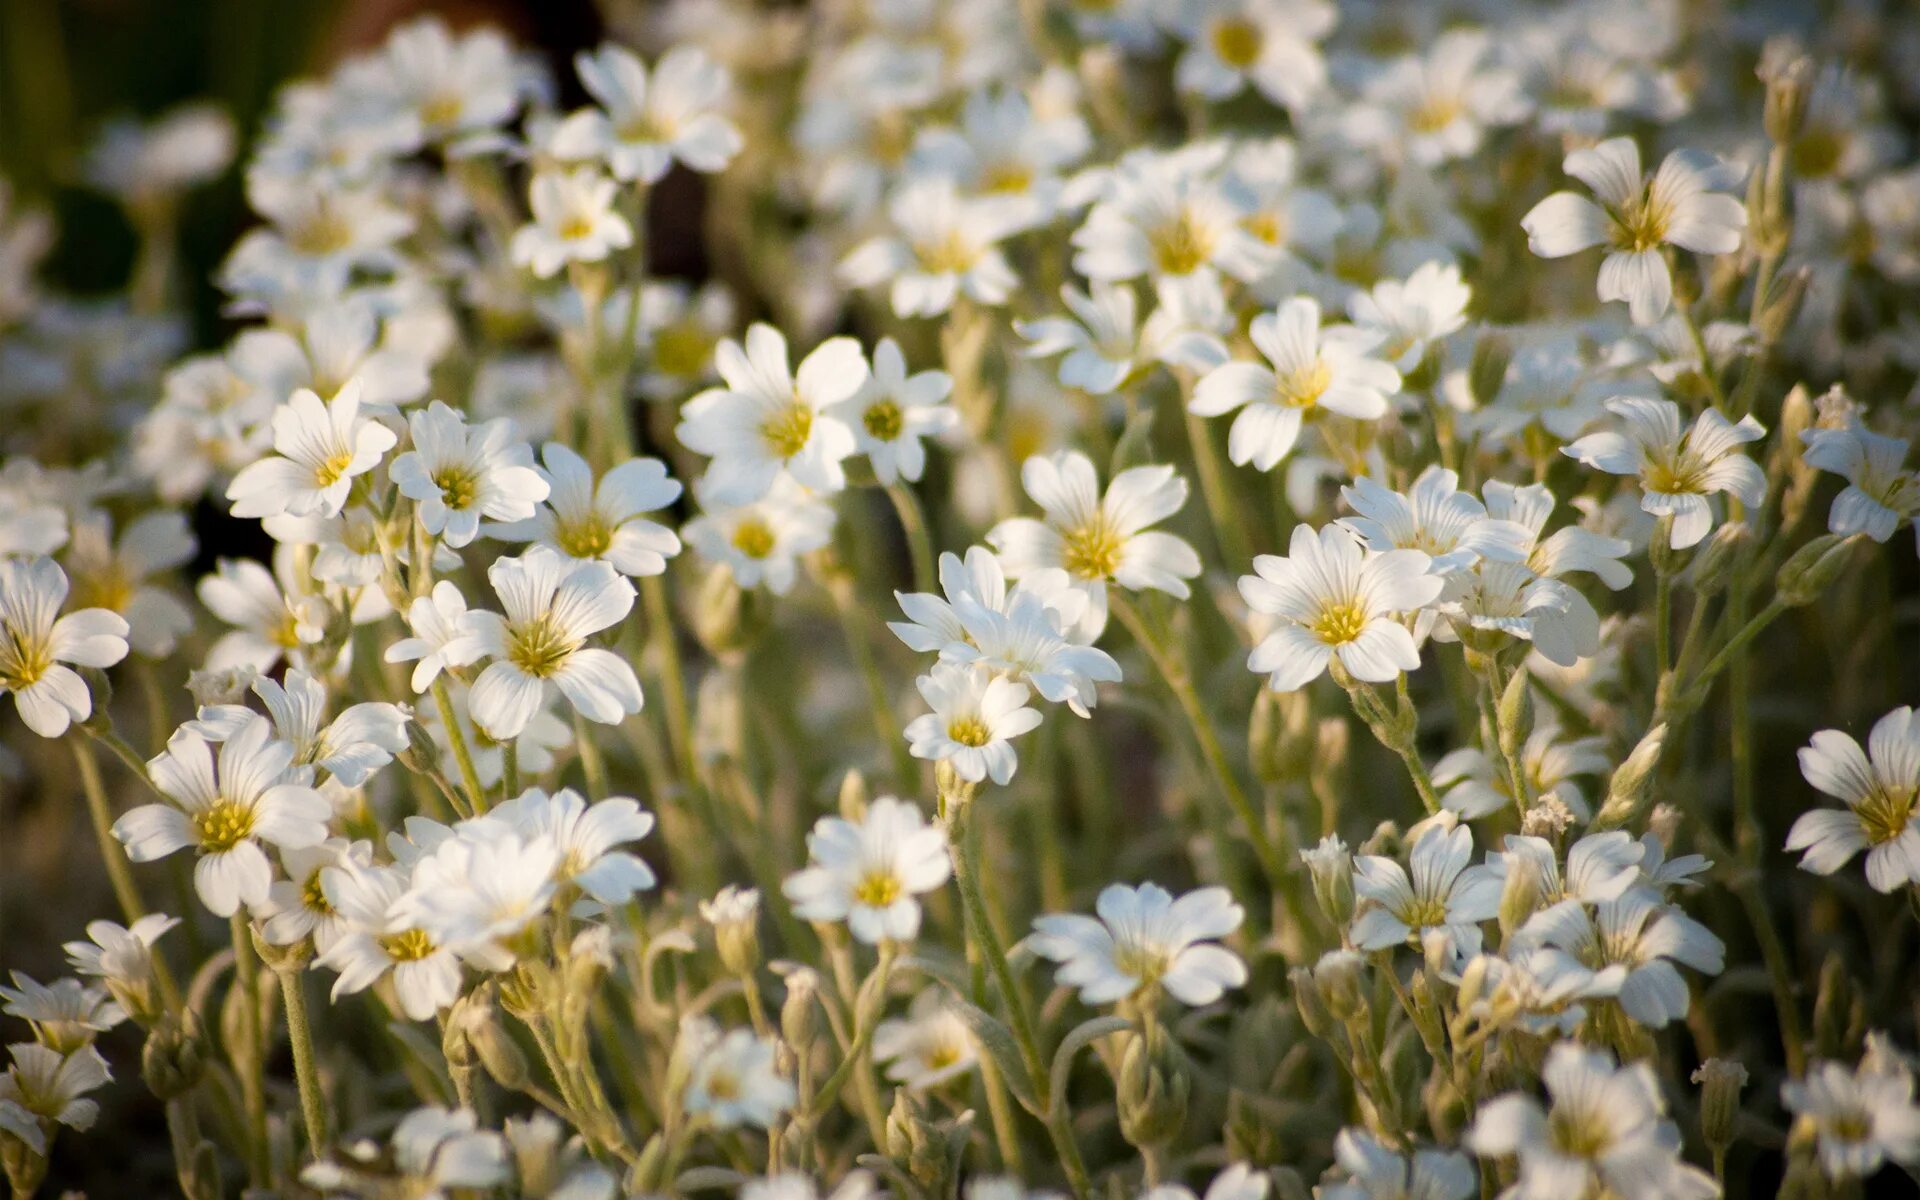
[74, 739, 146, 927]
[500, 741, 519, 802]
[228, 915, 269, 1188]
[574, 712, 610, 799]
[430, 678, 486, 816]
[277, 968, 329, 1158]
[641, 574, 699, 788]
[1182, 402, 1253, 570]
[884, 483, 937, 596]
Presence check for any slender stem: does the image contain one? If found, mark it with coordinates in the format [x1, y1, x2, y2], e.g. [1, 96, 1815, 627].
[228, 915, 269, 1188]
[74, 738, 146, 927]
[1109, 595, 1285, 888]
[430, 678, 486, 816]
[87, 726, 164, 795]
[277, 968, 329, 1158]
[1478, 657, 1530, 816]
[500, 740, 519, 801]
[947, 800, 1091, 1200]
[1654, 571, 1673, 676]
[574, 712, 609, 799]
[641, 574, 698, 788]
[1181, 402, 1253, 570]
[884, 483, 937, 596]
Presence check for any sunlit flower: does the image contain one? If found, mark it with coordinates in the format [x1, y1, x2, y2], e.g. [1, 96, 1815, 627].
[0, 556, 129, 738]
[468, 548, 641, 740]
[510, 168, 633, 279]
[783, 797, 951, 944]
[227, 380, 397, 520]
[1787, 706, 1920, 892]
[391, 401, 549, 548]
[1564, 397, 1766, 549]
[1031, 882, 1247, 1007]
[904, 662, 1043, 785]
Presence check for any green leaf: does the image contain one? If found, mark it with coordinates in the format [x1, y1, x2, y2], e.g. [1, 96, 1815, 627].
[944, 993, 1041, 1114]
[1049, 1015, 1130, 1119]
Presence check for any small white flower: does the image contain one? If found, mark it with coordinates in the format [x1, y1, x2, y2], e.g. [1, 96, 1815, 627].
[62, 915, 178, 990]
[840, 179, 1022, 317]
[1140, 1163, 1268, 1200]
[1802, 422, 1920, 549]
[390, 401, 549, 548]
[558, 44, 742, 184]
[1318, 1127, 1476, 1200]
[1239, 523, 1442, 692]
[783, 797, 952, 944]
[1515, 890, 1725, 1028]
[1071, 149, 1273, 284]
[1031, 881, 1247, 1007]
[678, 1017, 795, 1129]
[0, 975, 123, 1053]
[1434, 560, 1601, 668]
[363, 17, 523, 149]
[383, 1105, 509, 1197]
[402, 826, 562, 966]
[1787, 706, 1920, 893]
[385, 581, 486, 693]
[491, 786, 657, 907]
[1782, 1037, 1920, 1182]
[1565, 397, 1767, 549]
[904, 662, 1043, 785]
[61, 509, 196, 658]
[197, 552, 330, 674]
[1434, 717, 1613, 819]
[1347, 261, 1473, 373]
[873, 989, 978, 1091]
[1170, 0, 1335, 114]
[0, 1043, 110, 1154]
[493, 443, 683, 576]
[1347, 30, 1528, 168]
[1015, 282, 1145, 396]
[830, 337, 956, 485]
[226, 380, 397, 519]
[468, 548, 641, 740]
[510, 168, 633, 279]
[1468, 1041, 1719, 1199]
[1350, 821, 1500, 955]
[1191, 298, 1402, 471]
[0, 556, 128, 737]
[190, 668, 409, 788]
[111, 716, 332, 917]
[1339, 466, 1531, 575]
[259, 837, 368, 953]
[1521, 137, 1748, 325]
[988, 450, 1202, 639]
[315, 861, 462, 1021]
[682, 478, 836, 595]
[676, 323, 865, 505]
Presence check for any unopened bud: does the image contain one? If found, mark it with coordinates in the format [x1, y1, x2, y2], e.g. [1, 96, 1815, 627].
[1117, 1026, 1189, 1149]
[1691, 522, 1753, 596]
[142, 1012, 208, 1101]
[1776, 533, 1856, 606]
[1289, 967, 1333, 1040]
[1500, 857, 1544, 937]
[1758, 42, 1815, 144]
[1496, 668, 1533, 763]
[464, 987, 530, 1091]
[1468, 332, 1513, 408]
[1757, 267, 1810, 347]
[1811, 953, 1859, 1061]
[838, 768, 870, 820]
[395, 717, 443, 776]
[689, 564, 768, 659]
[780, 968, 820, 1050]
[1313, 949, 1368, 1021]
[885, 1088, 949, 1191]
[1592, 723, 1667, 830]
[1693, 1058, 1748, 1155]
[701, 886, 763, 977]
[1300, 835, 1355, 928]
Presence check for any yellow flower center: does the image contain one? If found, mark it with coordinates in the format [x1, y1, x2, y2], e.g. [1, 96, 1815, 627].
[1245, 211, 1287, 245]
[506, 615, 579, 677]
[432, 465, 481, 511]
[1150, 212, 1214, 276]
[313, 450, 357, 490]
[556, 513, 614, 558]
[302, 871, 334, 915]
[616, 113, 669, 144]
[854, 870, 904, 908]
[1112, 942, 1168, 985]
[947, 716, 991, 748]
[761, 402, 815, 459]
[1210, 17, 1264, 69]
[380, 929, 437, 962]
[71, 566, 134, 615]
[1408, 93, 1465, 135]
[1856, 785, 1915, 847]
[926, 1042, 963, 1070]
[1610, 192, 1671, 253]
[705, 1069, 741, 1101]
[1310, 600, 1368, 646]
[915, 231, 978, 275]
[862, 399, 904, 441]
[0, 624, 52, 692]
[559, 214, 598, 242]
[1548, 1106, 1611, 1159]
[289, 208, 357, 257]
[271, 613, 306, 650]
[194, 800, 257, 853]
[1061, 517, 1124, 580]
[1641, 448, 1707, 496]
[730, 519, 776, 560]
[981, 162, 1035, 194]
[419, 93, 464, 129]
[1790, 127, 1845, 179]
[1275, 360, 1333, 409]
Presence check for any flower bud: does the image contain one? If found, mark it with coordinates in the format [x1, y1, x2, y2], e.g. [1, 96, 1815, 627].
[1690, 522, 1753, 597]
[1592, 723, 1667, 830]
[884, 1088, 950, 1191]
[1499, 857, 1544, 937]
[689, 564, 768, 660]
[693, 669, 746, 765]
[1811, 952, 1860, 1062]
[1776, 533, 1856, 607]
[1758, 41, 1815, 144]
[838, 768, 870, 821]
[461, 986, 530, 1091]
[142, 1012, 208, 1101]
[701, 886, 763, 977]
[1, 1133, 47, 1200]
[1313, 949, 1368, 1021]
[780, 968, 821, 1051]
[1468, 332, 1513, 409]
[1117, 1026, 1189, 1149]
[1288, 967, 1333, 1040]
[394, 715, 444, 777]
[1300, 835, 1355, 928]
[1496, 667, 1533, 763]
[1692, 1058, 1748, 1156]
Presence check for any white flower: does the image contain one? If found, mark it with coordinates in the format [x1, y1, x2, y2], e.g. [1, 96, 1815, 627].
[904, 662, 1043, 785]
[1350, 821, 1500, 955]
[840, 179, 1022, 317]
[1347, 261, 1473, 372]
[493, 443, 683, 576]
[1347, 30, 1528, 168]
[1565, 397, 1767, 549]
[1319, 1128, 1476, 1200]
[1071, 148, 1273, 283]
[402, 826, 561, 966]
[678, 1017, 795, 1129]
[1521, 137, 1747, 324]
[0, 1043, 110, 1154]
[1030, 881, 1247, 1007]
[1239, 524, 1442, 692]
[676, 323, 865, 505]
[501, 1112, 616, 1200]
[1190, 298, 1402, 471]
[559, 44, 742, 184]
[1015, 282, 1145, 396]
[390, 401, 548, 548]
[190, 668, 409, 788]
[1802, 422, 1920, 549]
[491, 787, 657, 907]
[377, 1105, 509, 1198]
[227, 381, 397, 519]
[1788, 707, 1920, 893]
[682, 479, 836, 595]
[783, 797, 952, 944]
[510, 168, 634, 279]
[0, 975, 123, 1052]
[1140, 1163, 1268, 1200]
[1782, 1039, 1920, 1181]
[1339, 467, 1531, 575]
[1434, 717, 1612, 819]
[1515, 891, 1725, 1028]
[987, 451, 1201, 640]
[1434, 560, 1600, 668]
[1468, 1041, 1719, 1199]
[742, 1172, 877, 1200]
[84, 103, 235, 203]
[197, 552, 329, 673]
[468, 548, 641, 740]
[361, 17, 523, 149]
[874, 989, 978, 1090]
[386, 581, 486, 693]
[1481, 480, 1635, 590]
[315, 861, 462, 1021]
[1170, 0, 1334, 114]
[0, 556, 128, 737]
[111, 716, 331, 917]
[63, 915, 178, 989]
[830, 337, 956, 485]
[908, 85, 1089, 229]
[61, 509, 196, 658]
[259, 838, 367, 953]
